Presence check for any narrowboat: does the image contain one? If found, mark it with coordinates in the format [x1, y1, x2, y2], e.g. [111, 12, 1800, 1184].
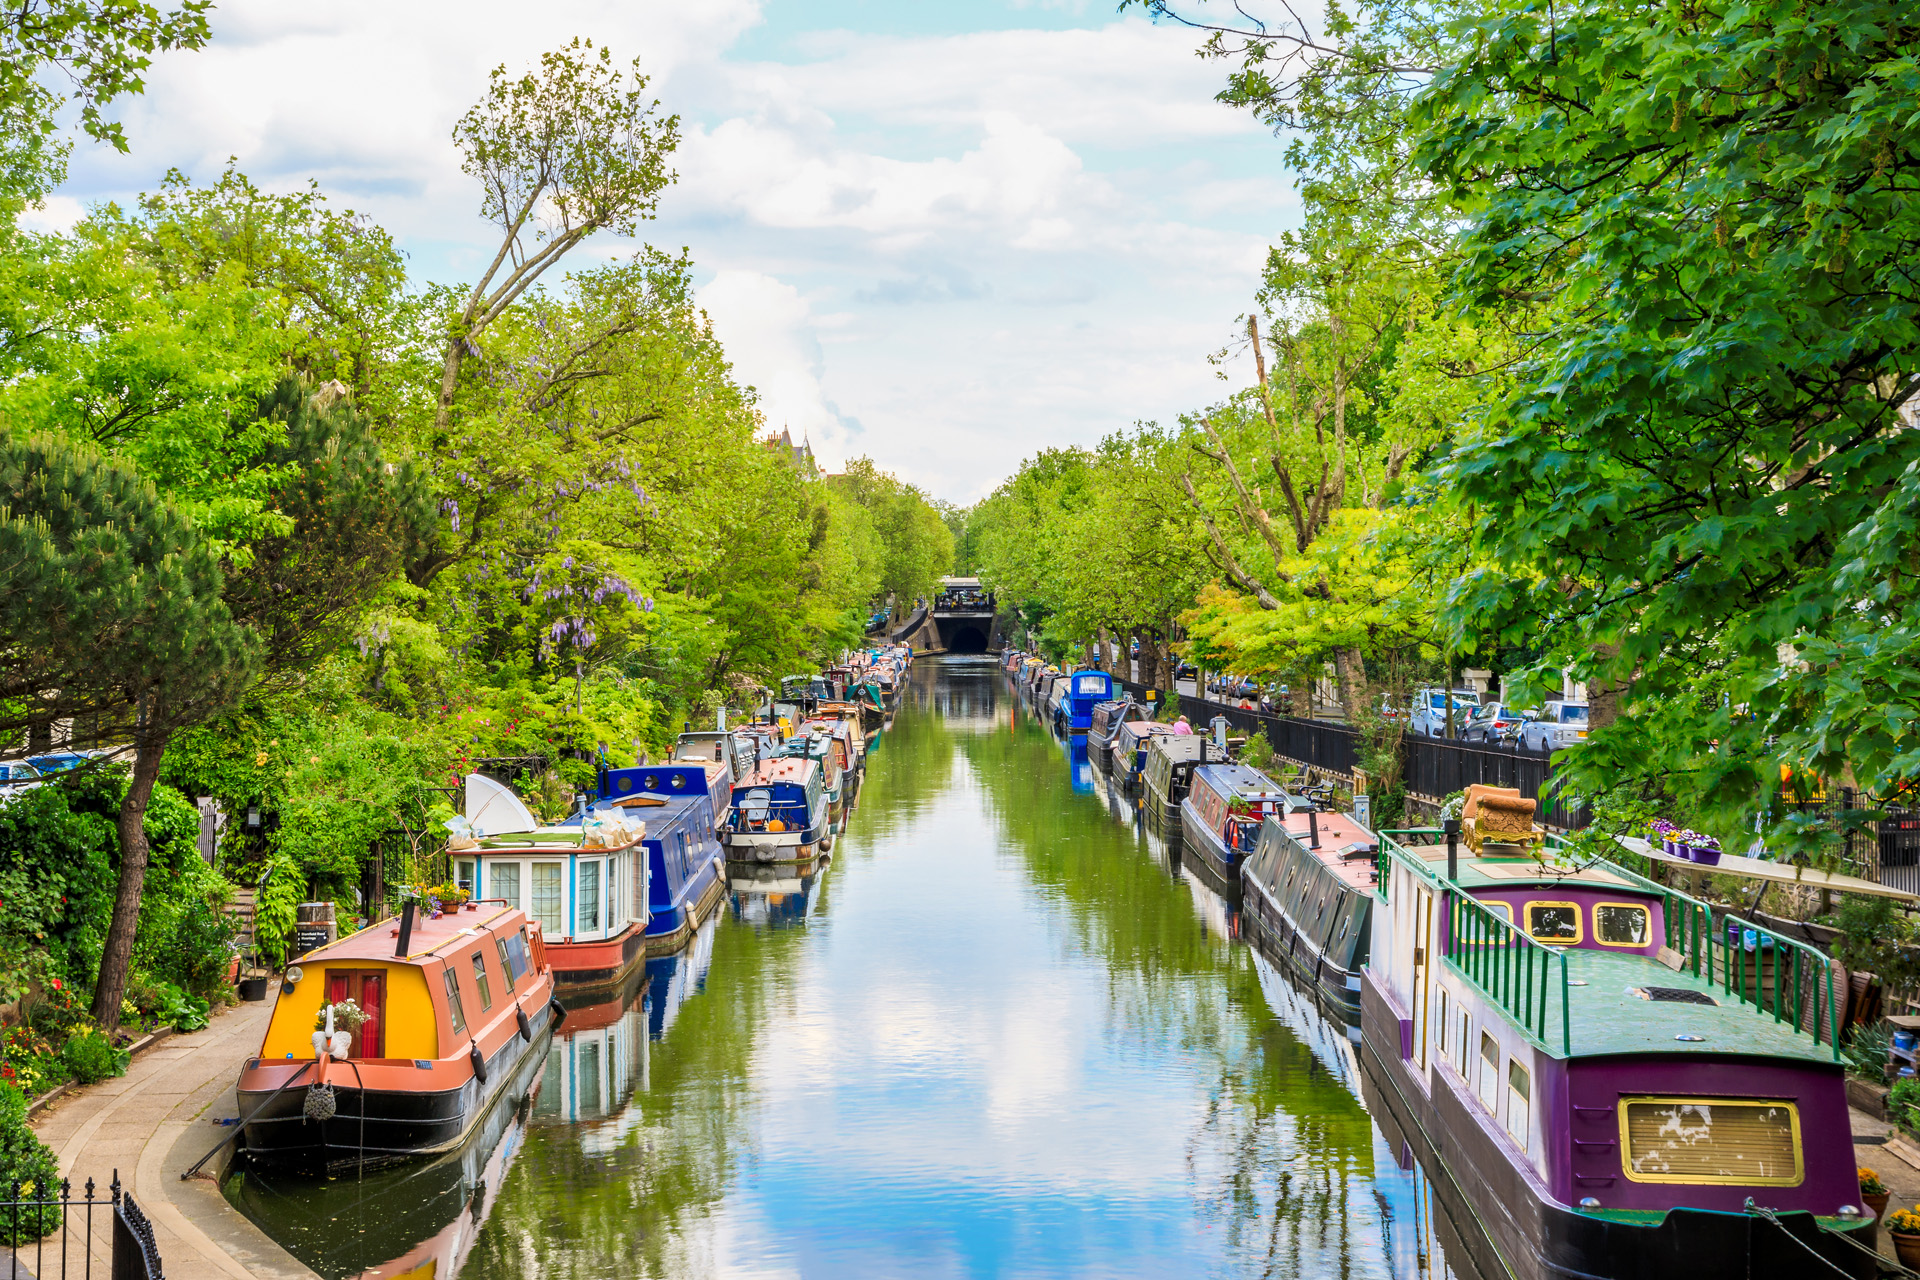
[1178, 762, 1289, 899]
[1111, 719, 1177, 794]
[1052, 668, 1117, 734]
[723, 757, 830, 862]
[596, 763, 728, 956]
[772, 730, 845, 840]
[1241, 801, 1377, 1020]
[1363, 827, 1875, 1279]
[1141, 734, 1229, 819]
[1087, 698, 1149, 770]
[452, 774, 652, 990]
[667, 731, 751, 826]
[235, 898, 559, 1169]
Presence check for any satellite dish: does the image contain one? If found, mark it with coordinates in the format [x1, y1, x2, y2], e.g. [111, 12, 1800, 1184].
[465, 773, 538, 837]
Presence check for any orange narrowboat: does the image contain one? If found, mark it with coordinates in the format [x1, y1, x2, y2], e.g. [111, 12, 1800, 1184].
[235, 898, 559, 1169]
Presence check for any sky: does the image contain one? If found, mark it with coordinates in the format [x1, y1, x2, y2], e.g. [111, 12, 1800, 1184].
[37, 0, 1297, 502]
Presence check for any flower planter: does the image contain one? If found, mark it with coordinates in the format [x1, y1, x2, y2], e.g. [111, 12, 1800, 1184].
[1688, 844, 1723, 866]
[1865, 1190, 1891, 1228]
[1893, 1231, 1920, 1269]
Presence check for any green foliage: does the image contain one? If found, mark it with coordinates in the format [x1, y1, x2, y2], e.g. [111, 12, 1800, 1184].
[1236, 731, 1277, 772]
[1422, 0, 1920, 826]
[1842, 1022, 1892, 1082]
[827, 458, 953, 605]
[253, 859, 301, 967]
[1830, 897, 1920, 992]
[1893, 1077, 1920, 1133]
[0, 1083, 60, 1241]
[0, 782, 115, 994]
[58, 1028, 126, 1085]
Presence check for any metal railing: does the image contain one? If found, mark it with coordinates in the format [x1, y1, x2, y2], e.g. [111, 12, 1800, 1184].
[0, 1170, 162, 1279]
[1447, 890, 1571, 1055]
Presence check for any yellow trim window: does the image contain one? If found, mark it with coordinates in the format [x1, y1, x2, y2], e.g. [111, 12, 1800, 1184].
[1524, 901, 1582, 945]
[1595, 901, 1652, 948]
[1619, 1098, 1803, 1186]
[1477, 1032, 1501, 1112]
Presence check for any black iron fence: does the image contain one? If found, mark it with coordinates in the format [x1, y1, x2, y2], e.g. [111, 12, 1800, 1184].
[1109, 677, 1587, 828]
[0, 1171, 163, 1279]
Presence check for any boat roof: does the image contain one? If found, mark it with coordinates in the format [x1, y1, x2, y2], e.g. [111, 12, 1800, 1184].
[1145, 735, 1227, 762]
[1262, 811, 1380, 890]
[1194, 762, 1285, 797]
[738, 758, 819, 788]
[1386, 840, 1841, 1063]
[299, 903, 530, 966]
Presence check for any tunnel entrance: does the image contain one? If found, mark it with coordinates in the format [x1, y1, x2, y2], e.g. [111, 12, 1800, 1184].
[943, 624, 989, 654]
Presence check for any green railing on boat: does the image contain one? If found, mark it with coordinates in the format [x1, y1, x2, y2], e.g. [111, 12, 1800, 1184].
[1371, 828, 1841, 1060]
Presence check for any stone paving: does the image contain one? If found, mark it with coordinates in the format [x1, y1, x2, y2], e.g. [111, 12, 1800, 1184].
[23, 987, 320, 1279]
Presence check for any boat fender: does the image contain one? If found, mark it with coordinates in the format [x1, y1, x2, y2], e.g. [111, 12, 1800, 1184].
[516, 1006, 532, 1041]
[548, 995, 567, 1025]
[469, 1042, 488, 1085]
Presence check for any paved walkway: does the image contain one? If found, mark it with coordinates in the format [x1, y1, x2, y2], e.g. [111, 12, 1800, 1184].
[25, 988, 320, 1280]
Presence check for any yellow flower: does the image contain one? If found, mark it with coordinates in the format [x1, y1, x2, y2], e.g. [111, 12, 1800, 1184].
[308, 755, 319, 765]
[255, 751, 269, 767]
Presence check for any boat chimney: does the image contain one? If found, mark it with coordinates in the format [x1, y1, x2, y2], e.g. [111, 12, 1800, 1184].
[1307, 808, 1320, 849]
[1444, 817, 1461, 881]
[395, 899, 416, 957]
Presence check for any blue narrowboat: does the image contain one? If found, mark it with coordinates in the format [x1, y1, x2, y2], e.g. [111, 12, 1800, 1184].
[598, 765, 727, 956]
[1052, 668, 1116, 734]
[1110, 719, 1176, 793]
[722, 758, 831, 863]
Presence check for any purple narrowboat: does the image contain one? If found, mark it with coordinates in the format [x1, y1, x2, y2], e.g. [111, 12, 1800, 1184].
[1362, 832, 1874, 1279]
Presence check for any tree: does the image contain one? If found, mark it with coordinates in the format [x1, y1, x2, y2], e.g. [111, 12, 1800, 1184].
[1420, 0, 1920, 826]
[0, 431, 261, 1026]
[434, 39, 680, 440]
[0, 0, 210, 164]
[826, 458, 954, 605]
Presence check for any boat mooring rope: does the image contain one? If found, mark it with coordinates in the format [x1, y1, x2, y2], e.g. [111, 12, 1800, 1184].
[1744, 1198, 1909, 1279]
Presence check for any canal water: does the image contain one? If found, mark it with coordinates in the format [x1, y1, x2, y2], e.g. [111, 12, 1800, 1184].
[228, 656, 1481, 1279]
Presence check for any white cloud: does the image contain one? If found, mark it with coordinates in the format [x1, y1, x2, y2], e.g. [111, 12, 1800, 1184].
[49, 0, 1300, 501]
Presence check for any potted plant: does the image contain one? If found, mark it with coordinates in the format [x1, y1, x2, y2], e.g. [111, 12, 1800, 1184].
[1885, 1206, 1920, 1267]
[1861, 1167, 1891, 1230]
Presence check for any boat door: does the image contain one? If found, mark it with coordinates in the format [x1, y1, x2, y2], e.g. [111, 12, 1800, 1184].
[326, 970, 385, 1058]
[1411, 886, 1434, 1073]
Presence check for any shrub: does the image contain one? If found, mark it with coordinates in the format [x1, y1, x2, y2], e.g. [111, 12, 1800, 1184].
[1236, 732, 1277, 772]
[0, 1084, 61, 1243]
[1892, 1077, 1920, 1132]
[59, 1030, 127, 1086]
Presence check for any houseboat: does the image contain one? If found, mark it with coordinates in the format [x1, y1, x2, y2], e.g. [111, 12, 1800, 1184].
[1087, 698, 1149, 771]
[235, 898, 559, 1169]
[1110, 720, 1177, 794]
[1178, 762, 1290, 900]
[1052, 668, 1117, 735]
[722, 757, 831, 863]
[451, 774, 652, 990]
[1141, 734, 1229, 820]
[599, 765, 728, 955]
[772, 730, 845, 840]
[1363, 826, 1874, 1279]
[667, 730, 750, 825]
[1240, 800, 1376, 1021]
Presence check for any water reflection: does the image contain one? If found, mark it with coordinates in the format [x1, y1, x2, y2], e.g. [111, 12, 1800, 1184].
[231, 656, 1496, 1279]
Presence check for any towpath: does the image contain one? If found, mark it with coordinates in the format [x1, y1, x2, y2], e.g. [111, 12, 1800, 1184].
[23, 987, 320, 1279]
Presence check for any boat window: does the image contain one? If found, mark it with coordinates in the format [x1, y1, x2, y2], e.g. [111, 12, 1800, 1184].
[1436, 988, 1449, 1060]
[1476, 1033, 1500, 1113]
[491, 862, 520, 910]
[495, 937, 516, 988]
[1456, 1007, 1470, 1068]
[1506, 1061, 1531, 1150]
[578, 860, 602, 934]
[608, 859, 618, 924]
[1486, 900, 1513, 923]
[1524, 901, 1582, 945]
[1595, 902, 1651, 947]
[443, 968, 467, 1036]
[505, 930, 531, 984]
[454, 858, 476, 893]
[531, 863, 564, 939]
[471, 952, 493, 1010]
[1619, 1098, 1802, 1186]
[1076, 675, 1105, 695]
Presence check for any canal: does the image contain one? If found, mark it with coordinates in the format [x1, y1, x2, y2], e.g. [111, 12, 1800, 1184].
[227, 656, 1480, 1278]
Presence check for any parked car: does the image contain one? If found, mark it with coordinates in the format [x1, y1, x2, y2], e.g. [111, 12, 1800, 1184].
[26, 751, 90, 774]
[1174, 661, 1197, 681]
[1409, 688, 1481, 737]
[0, 762, 43, 793]
[1519, 701, 1590, 752]
[1461, 701, 1526, 744]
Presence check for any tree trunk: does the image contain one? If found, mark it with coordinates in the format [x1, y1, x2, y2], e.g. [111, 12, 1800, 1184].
[93, 721, 170, 1030]
[435, 339, 466, 435]
[1333, 646, 1367, 723]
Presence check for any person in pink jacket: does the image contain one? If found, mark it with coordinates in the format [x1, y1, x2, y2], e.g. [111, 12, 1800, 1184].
[1171, 715, 1194, 735]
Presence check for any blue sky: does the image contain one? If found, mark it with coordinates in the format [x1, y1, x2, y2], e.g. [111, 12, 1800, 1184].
[41, 0, 1298, 501]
